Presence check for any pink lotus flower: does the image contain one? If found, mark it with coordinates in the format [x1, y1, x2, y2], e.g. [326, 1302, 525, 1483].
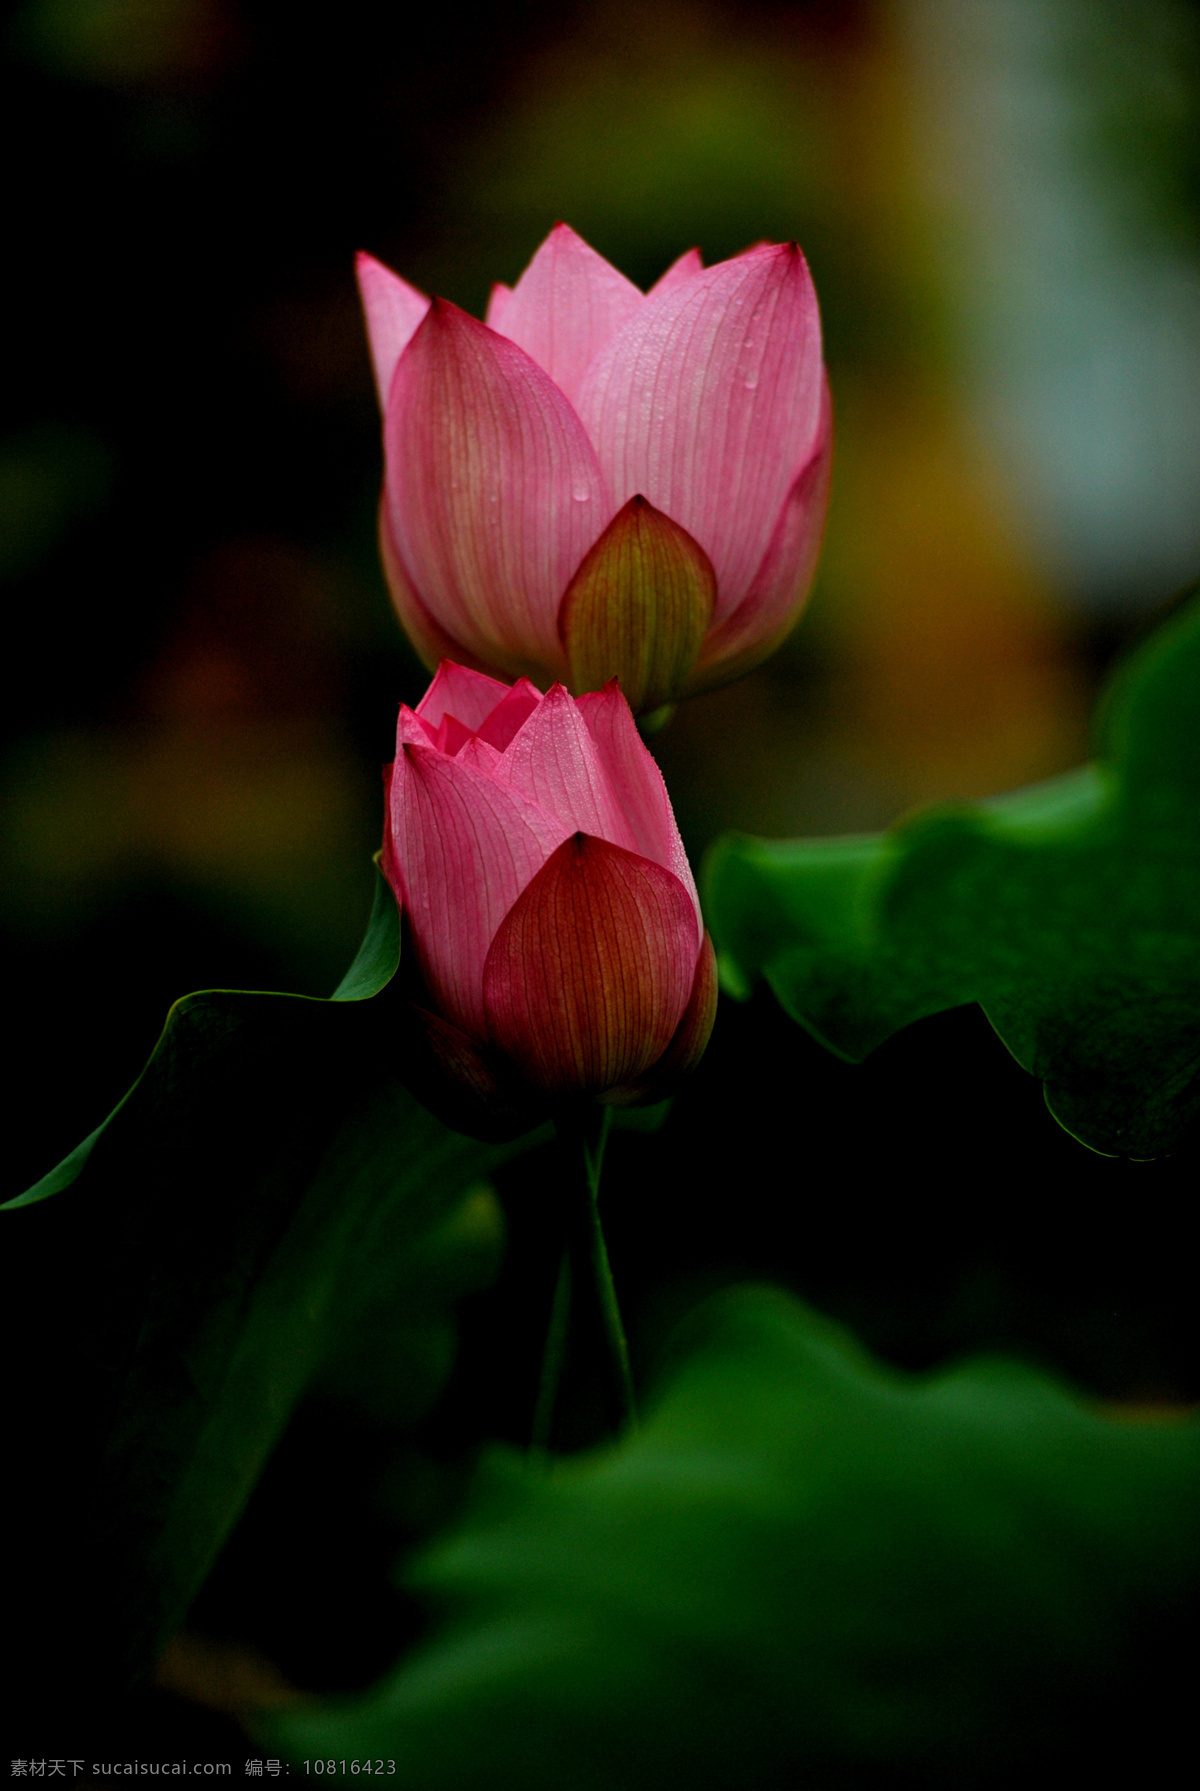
[382, 661, 716, 1135]
[358, 223, 830, 715]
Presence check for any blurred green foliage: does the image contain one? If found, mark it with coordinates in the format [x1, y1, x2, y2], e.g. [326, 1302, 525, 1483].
[270, 1285, 1200, 1787]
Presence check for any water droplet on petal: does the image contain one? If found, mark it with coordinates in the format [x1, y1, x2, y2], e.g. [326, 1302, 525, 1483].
[744, 372, 759, 390]
[572, 486, 591, 502]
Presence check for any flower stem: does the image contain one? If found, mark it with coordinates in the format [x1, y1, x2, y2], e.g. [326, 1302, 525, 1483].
[576, 1096, 637, 1432]
[529, 1246, 571, 1454]
[532, 1105, 636, 1451]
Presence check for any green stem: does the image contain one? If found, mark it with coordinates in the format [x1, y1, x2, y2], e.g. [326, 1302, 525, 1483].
[568, 1104, 637, 1436]
[529, 1247, 571, 1454]
[531, 1105, 637, 1451]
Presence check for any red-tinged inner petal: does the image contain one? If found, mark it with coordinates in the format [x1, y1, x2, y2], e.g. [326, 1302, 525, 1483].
[575, 243, 823, 625]
[436, 713, 478, 756]
[474, 677, 542, 751]
[415, 661, 515, 732]
[482, 833, 697, 1100]
[490, 223, 644, 408]
[386, 300, 610, 678]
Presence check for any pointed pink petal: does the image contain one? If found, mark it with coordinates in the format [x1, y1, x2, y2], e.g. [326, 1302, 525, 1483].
[385, 300, 610, 677]
[488, 222, 643, 408]
[356, 252, 431, 413]
[494, 682, 643, 853]
[378, 502, 486, 677]
[456, 735, 504, 775]
[396, 703, 436, 751]
[415, 661, 514, 732]
[474, 677, 541, 751]
[388, 743, 571, 1039]
[687, 374, 833, 693]
[485, 282, 513, 331]
[575, 681, 700, 932]
[648, 247, 703, 298]
[575, 243, 824, 624]
[482, 833, 697, 1099]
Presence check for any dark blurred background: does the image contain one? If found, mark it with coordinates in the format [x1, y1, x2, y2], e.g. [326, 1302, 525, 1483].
[8, 0, 1200, 1194]
[5, 0, 1200, 1750]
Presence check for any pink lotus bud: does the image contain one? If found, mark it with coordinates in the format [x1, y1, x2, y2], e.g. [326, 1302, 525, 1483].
[358, 224, 830, 714]
[382, 662, 717, 1136]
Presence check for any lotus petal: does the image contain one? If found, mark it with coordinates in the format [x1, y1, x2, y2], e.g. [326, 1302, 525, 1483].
[575, 682, 700, 929]
[559, 495, 715, 712]
[415, 661, 514, 733]
[489, 222, 643, 407]
[356, 252, 430, 412]
[482, 833, 697, 1098]
[378, 504, 482, 676]
[576, 243, 823, 624]
[385, 301, 610, 677]
[494, 682, 643, 853]
[388, 740, 570, 1039]
[688, 375, 833, 693]
[604, 930, 718, 1104]
[648, 247, 704, 298]
[474, 678, 542, 751]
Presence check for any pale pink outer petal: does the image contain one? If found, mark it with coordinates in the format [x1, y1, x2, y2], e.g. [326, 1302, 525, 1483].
[385, 301, 611, 679]
[356, 252, 431, 414]
[686, 373, 833, 694]
[647, 247, 704, 298]
[575, 243, 823, 626]
[494, 682, 645, 856]
[485, 283, 513, 331]
[575, 682, 701, 939]
[388, 743, 571, 1039]
[488, 223, 644, 409]
[415, 662, 515, 732]
[378, 501, 490, 677]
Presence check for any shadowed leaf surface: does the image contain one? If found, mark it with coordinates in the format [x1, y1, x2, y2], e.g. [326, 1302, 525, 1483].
[267, 1285, 1200, 1787]
[2, 869, 543, 1712]
[705, 591, 1200, 1156]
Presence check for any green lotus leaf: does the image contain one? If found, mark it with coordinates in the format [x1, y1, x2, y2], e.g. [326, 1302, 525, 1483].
[3, 868, 542, 1707]
[705, 591, 1200, 1156]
